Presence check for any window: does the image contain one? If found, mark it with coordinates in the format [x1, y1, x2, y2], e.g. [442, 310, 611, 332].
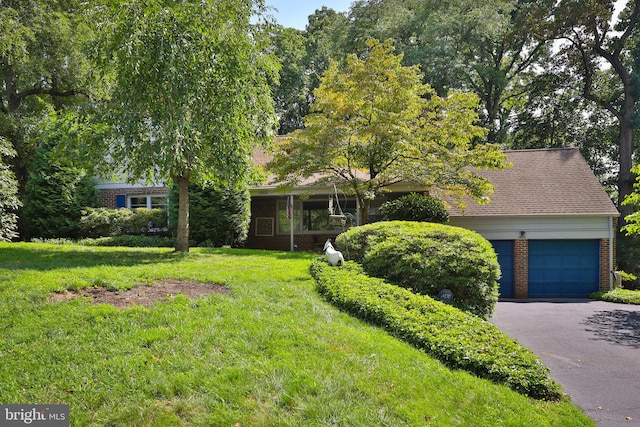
[277, 197, 356, 234]
[128, 195, 168, 210]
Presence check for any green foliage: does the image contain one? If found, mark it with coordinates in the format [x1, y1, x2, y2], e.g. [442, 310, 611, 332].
[124, 208, 168, 235]
[335, 221, 500, 318]
[79, 208, 134, 238]
[622, 164, 640, 236]
[591, 288, 640, 305]
[0, 137, 20, 241]
[21, 129, 99, 240]
[310, 259, 562, 401]
[79, 208, 167, 239]
[81, 235, 174, 248]
[93, 0, 278, 251]
[268, 39, 508, 223]
[168, 184, 250, 247]
[379, 193, 449, 223]
[0, 243, 590, 425]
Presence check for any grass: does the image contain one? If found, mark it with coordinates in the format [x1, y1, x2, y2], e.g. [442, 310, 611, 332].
[591, 288, 640, 304]
[0, 242, 595, 426]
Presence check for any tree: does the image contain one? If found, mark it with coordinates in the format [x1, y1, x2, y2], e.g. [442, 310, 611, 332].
[271, 26, 311, 134]
[0, 137, 20, 241]
[0, 0, 92, 234]
[268, 40, 509, 224]
[21, 109, 98, 240]
[94, 0, 278, 252]
[168, 184, 251, 248]
[553, 0, 640, 223]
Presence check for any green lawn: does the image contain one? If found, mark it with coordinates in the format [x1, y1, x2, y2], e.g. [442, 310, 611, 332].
[0, 242, 594, 426]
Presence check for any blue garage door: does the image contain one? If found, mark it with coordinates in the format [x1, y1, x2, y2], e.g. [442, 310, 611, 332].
[529, 240, 600, 298]
[490, 240, 514, 298]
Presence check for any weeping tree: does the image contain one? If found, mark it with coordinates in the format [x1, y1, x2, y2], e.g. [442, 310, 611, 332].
[94, 0, 278, 252]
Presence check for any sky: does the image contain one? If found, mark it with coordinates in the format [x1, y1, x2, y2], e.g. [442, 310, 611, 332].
[264, 1, 354, 30]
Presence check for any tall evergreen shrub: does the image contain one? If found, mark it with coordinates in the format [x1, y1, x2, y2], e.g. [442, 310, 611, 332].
[169, 184, 250, 247]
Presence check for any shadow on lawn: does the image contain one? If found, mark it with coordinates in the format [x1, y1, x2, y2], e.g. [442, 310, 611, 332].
[0, 245, 180, 271]
[583, 310, 640, 348]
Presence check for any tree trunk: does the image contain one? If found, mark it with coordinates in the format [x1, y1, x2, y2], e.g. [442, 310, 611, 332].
[173, 172, 190, 252]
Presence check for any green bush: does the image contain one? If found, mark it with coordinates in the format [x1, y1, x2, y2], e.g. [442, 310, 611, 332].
[79, 208, 134, 238]
[123, 208, 168, 235]
[336, 221, 500, 318]
[380, 193, 449, 223]
[310, 259, 562, 401]
[590, 288, 640, 305]
[21, 140, 98, 240]
[79, 208, 168, 239]
[169, 184, 250, 247]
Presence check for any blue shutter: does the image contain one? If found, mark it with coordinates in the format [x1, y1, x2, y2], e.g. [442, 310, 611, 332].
[116, 195, 126, 208]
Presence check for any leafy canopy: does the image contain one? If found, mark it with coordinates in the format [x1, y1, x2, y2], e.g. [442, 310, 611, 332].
[91, 0, 278, 251]
[95, 0, 277, 186]
[268, 40, 508, 222]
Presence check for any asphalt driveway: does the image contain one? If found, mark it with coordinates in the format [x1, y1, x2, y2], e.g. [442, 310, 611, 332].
[490, 300, 640, 427]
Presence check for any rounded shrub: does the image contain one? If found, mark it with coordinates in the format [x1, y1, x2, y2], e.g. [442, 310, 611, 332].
[380, 193, 449, 223]
[335, 221, 500, 318]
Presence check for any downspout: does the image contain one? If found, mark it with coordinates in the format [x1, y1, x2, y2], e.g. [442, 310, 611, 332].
[609, 216, 614, 290]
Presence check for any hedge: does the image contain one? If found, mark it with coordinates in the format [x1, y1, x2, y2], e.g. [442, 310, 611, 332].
[310, 259, 563, 401]
[336, 221, 500, 318]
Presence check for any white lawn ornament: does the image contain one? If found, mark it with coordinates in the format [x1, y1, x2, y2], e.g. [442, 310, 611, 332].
[323, 239, 344, 267]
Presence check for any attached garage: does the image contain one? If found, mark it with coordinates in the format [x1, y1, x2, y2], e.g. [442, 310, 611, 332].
[449, 148, 619, 299]
[528, 240, 600, 298]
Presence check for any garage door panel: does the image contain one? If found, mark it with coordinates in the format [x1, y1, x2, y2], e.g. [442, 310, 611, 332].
[490, 240, 514, 299]
[529, 240, 599, 298]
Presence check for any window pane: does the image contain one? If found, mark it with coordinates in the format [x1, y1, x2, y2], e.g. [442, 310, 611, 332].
[150, 196, 167, 209]
[277, 199, 302, 234]
[130, 196, 147, 209]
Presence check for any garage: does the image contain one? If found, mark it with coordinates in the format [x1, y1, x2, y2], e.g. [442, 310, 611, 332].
[490, 240, 515, 298]
[528, 240, 600, 298]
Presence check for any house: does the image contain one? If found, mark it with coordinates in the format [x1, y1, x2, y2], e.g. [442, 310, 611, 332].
[246, 148, 620, 299]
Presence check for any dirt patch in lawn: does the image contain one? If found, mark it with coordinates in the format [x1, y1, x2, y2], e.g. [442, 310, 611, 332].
[49, 279, 230, 309]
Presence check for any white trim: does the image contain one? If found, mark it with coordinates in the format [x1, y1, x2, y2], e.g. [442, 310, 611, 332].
[449, 215, 615, 240]
[128, 194, 168, 210]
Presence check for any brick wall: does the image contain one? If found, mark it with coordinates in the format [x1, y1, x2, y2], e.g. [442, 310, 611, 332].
[513, 238, 528, 298]
[599, 238, 613, 291]
[98, 187, 169, 208]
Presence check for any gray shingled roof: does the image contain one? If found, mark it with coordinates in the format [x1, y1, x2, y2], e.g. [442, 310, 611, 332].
[453, 148, 619, 217]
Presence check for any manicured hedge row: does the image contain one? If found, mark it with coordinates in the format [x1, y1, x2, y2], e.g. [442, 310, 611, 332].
[310, 259, 563, 401]
[336, 221, 500, 319]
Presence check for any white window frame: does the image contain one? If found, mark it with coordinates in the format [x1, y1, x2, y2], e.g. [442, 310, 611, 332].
[128, 195, 168, 210]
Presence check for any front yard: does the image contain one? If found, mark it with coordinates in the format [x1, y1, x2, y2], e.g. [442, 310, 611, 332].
[0, 242, 594, 426]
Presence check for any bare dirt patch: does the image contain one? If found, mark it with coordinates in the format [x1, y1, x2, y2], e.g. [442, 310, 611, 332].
[49, 279, 230, 309]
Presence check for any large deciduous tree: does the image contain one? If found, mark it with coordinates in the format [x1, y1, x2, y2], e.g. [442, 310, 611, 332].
[1, 0, 92, 236]
[268, 40, 508, 224]
[95, 0, 278, 252]
[553, 0, 640, 223]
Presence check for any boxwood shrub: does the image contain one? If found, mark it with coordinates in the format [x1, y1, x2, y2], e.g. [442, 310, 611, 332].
[310, 259, 563, 401]
[336, 221, 500, 318]
[380, 193, 449, 223]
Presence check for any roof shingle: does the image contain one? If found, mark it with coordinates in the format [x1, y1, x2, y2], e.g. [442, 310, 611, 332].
[453, 148, 619, 217]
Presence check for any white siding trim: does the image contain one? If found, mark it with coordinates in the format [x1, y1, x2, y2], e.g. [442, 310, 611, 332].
[449, 216, 613, 240]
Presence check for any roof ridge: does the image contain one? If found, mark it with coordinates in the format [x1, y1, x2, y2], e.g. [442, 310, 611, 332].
[502, 147, 578, 153]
